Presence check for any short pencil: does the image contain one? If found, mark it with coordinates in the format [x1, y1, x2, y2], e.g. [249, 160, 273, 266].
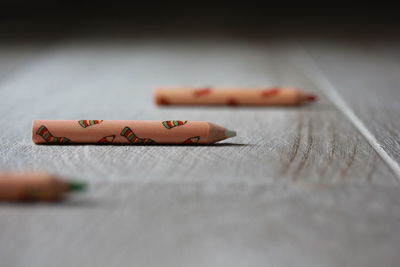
[154, 87, 317, 106]
[0, 172, 86, 202]
[32, 120, 236, 145]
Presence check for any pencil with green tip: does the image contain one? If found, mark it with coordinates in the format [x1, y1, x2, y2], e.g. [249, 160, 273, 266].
[0, 172, 86, 202]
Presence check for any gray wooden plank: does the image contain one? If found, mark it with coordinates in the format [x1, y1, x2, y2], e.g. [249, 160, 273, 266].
[0, 38, 394, 184]
[0, 38, 398, 267]
[301, 40, 400, 177]
[1, 182, 400, 267]
[0, 41, 51, 84]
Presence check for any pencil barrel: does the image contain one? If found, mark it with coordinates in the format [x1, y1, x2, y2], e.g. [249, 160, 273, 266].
[32, 120, 225, 145]
[154, 87, 301, 106]
[0, 173, 68, 201]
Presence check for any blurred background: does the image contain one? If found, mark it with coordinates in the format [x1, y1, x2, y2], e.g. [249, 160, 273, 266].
[1, 1, 399, 39]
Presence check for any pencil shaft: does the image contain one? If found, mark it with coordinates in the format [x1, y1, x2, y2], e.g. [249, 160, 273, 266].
[0, 172, 68, 201]
[154, 87, 311, 106]
[32, 120, 235, 145]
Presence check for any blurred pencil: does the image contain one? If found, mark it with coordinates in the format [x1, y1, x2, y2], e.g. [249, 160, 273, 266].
[0, 172, 86, 202]
[154, 87, 317, 106]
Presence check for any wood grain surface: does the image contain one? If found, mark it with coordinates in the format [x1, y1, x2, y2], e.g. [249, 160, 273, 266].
[0, 37, 399, 267]
[302, 40, 400, 176]
[1, 183, 400, 267]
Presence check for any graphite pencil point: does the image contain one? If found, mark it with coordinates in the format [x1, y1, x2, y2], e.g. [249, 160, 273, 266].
[225, 129, 237, 138]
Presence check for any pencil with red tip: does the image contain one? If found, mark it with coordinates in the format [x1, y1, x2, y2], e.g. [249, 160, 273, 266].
[154, 87, 317, 106]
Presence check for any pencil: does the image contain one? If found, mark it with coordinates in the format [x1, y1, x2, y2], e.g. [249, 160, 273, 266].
[154, 87, 317, 106]
[0, 172, 86, 201]
[32, 120, 237, 145]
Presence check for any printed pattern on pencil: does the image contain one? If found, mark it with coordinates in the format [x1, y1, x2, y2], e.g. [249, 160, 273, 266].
[120, 127, 156, 144]
[227, 98, 239, 106]
[162, 120, 188, 129]
[36, 125, 71, 144]
[97, 135, 115, 144]
[182, 136, 200, 144]
[261, 88, 279, 97]
[193, 87, 212, 97]
[78, 120, 103, 128]
[157, 97, 169, 105]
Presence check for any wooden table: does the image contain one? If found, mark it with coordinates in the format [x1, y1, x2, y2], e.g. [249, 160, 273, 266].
[1, 32, 399, 267]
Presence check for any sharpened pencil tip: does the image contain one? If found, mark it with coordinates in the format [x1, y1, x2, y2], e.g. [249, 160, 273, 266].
[305, 94, 317, 102]
[225, 129, 237, 138]
[67, 181, 87, 192]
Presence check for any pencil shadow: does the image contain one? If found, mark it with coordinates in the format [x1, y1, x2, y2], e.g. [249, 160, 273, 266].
[0, 198, 100, 208]
[207, 142, 251, 147]
[35, 143, 251, 147]
[149, 142, 251, 147]
[157, 102, 333, 111]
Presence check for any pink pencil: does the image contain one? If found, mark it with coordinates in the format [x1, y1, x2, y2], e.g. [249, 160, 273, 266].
[32, 120, 236, 145]
[154, 87, 317, 106]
